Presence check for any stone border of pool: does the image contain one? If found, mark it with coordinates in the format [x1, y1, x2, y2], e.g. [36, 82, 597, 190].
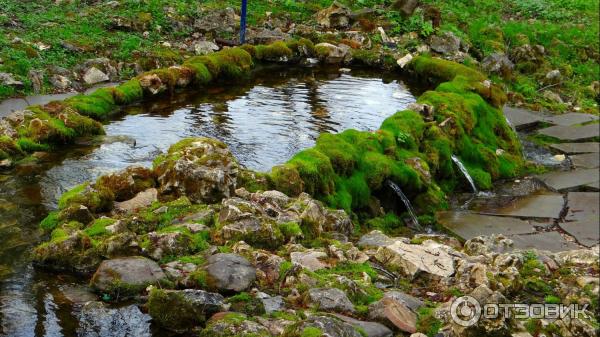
[1, 38, 524, 219]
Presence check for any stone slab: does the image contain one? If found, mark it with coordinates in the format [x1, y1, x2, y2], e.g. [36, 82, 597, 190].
[503, 106, 545, 130]
[510, 232, 580, 252]
[559, 219, 599, 247]
[536, 169, 600, 191]
[538, 124, 599, 141]
[570, 152, 599, 169]
[544, 113, 599, 126]
[565, 192, 599, 222]
[550, 142, 600, 154]
[478, 194, 565, 219]
[585, 181, 599, 191]
[437, 211, 535, 240]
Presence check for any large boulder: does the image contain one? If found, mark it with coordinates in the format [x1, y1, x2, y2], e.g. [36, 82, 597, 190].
[77, 302, 151, 337]
[96, 166, 156, 202]
[147, 288, 225, 332]
[375, 240, 455, 279]
[203, 253, 256, 292]
[154, 138, 239, 204]
[90, 256, 168, 296]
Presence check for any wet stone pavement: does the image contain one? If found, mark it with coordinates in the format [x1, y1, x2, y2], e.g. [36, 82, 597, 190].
[439, 107, 599, 252]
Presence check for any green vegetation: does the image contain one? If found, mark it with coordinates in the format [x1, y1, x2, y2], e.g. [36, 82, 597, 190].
[270, 56, 523, 220]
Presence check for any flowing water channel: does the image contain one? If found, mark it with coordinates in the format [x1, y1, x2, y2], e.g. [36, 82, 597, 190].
[0, 66, 421, 336]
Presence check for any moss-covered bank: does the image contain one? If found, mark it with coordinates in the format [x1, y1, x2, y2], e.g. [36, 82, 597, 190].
[269, 55, 523, 218]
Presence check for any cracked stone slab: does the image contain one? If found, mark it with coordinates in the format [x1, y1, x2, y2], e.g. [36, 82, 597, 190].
[538, 123, 599, 141]
[565, 192, 599, 222]
[437, 211, 535, 241]
[503, 106, 545, 130]
[536, 169, 600, 191]
[550, 142, 600, 154]
[544, 113, 599, 126]
[570, 152, 599, 169]
[477, 193, 565, 219]
[559, 219, 599, 247]
[509, 231, 580, 252]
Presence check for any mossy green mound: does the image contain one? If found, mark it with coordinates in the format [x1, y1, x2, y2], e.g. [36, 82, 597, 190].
[270, 56, 523, 217]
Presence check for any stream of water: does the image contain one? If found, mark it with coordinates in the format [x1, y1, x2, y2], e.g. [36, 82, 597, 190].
[0, 66, 420, 336]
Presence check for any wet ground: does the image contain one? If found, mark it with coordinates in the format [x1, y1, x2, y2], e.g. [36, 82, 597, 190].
[440, 107, 599, 252]
[0, 66, 420, 336]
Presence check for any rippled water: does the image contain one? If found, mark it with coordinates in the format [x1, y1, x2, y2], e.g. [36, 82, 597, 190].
[0, 66, 419, 336]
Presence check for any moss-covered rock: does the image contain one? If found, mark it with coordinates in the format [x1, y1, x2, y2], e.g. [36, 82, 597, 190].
[90, 256, 169, 297]
[147, 288, 225, 332]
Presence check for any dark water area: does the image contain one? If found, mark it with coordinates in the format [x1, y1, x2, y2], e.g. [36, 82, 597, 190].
[0, 65, 421, 336]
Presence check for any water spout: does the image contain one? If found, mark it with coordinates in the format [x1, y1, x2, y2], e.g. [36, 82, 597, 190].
[386, 180, 422, 230]
[451, 155, 478, 194]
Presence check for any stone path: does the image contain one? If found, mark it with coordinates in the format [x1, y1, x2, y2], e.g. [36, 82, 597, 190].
[437, 107, 599, 251]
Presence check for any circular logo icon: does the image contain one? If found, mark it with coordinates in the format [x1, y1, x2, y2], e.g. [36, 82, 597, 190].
[450, 296, 481, 327]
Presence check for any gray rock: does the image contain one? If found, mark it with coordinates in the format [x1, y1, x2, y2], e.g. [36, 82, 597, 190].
[204, 253, 256, 292]
[375, 240, 455, 279]
[392, 0, 419, 17]
[194, 8, 238, 34]
[0, 72, 23, 87]
[148, 289, 225, 332]
[77, 301, 151, 337]
[50, 74, 71, 89]
[193, 40, 219, 55]
[288, 315, 364, 337]
[429, 32, 461, 55]
[83, 67, 109, 85]
[510, 44, 545, 65]
[316, 2, 353, 29]
[257, 293, 285, 313]
[28, 70, 44, 93]
[357, 230, 395, 248]
[291, 250, 330, 271]
[331, 314, 393, 337]
[308, 288, 355, 313]
[315, 43, 351, 64]
[114, 188, 158, 214]
[91, 256, 168, 294]
[481, 53, 514, 76]
[368, 291, 424, 321]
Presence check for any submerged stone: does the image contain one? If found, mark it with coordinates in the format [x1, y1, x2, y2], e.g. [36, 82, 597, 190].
[437, 211, 535, 240]
[477, 193, 565, 219]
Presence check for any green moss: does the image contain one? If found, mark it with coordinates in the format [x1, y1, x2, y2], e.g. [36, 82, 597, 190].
[58, 183, 88, 209]
[255, 41, 294, 61]
[40, 211, 61, 231]
[366, 212, 404, 234]
[65, 89, 117, 120]
[16, 137, 49, 152]
[416, 306, 442, 337]
[114, 79, 143, 104]
[410, 56, 486, 84]
[84, 218, 115, 237]
[278, 222, 303, 240]
[182, 58, 213, 85]
[300, 327, 322, 337]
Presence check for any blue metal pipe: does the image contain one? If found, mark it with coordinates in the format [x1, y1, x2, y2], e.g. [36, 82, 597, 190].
[240, 0, 248, 44]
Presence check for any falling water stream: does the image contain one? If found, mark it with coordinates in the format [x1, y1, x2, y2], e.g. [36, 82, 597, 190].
[451, 155, 478, 194]
[385, 180, 422, 230]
